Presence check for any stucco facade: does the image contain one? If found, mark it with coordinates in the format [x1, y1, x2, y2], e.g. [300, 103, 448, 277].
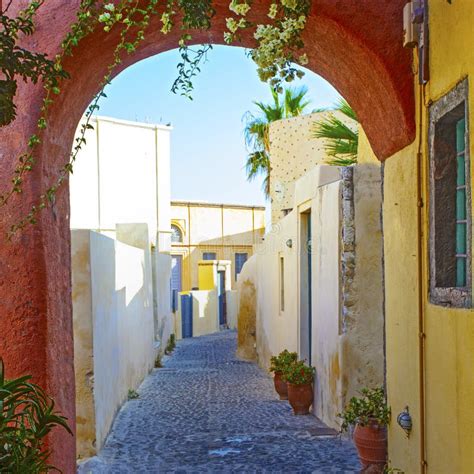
[70, 116, 172, 249]
[382, 3, 474, 472]
[170, 201, 265, 291]
[269, 111, 354, 224]
[70, 118, 174, 459]
[72, 225, 158, 459]
[240, 125, 385, 429]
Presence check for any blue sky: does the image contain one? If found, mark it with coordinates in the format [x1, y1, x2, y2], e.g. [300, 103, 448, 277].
[97, 45, 341, 206]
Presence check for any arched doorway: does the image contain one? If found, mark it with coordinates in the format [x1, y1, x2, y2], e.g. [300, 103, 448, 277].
[0, 1, 414, 470]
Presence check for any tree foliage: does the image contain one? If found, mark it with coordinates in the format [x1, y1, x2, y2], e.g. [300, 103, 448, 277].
[312, 99, 359, 166]
[244, 86, 310, 197]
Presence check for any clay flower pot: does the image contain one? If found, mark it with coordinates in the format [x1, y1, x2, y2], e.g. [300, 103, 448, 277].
[353, 421, 387, 468]
[287, 382, 313, 415]
[273, 371, 288, 400]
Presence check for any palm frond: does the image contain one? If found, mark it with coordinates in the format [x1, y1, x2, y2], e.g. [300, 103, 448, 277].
[325, 155, 358, 166]
[313, 116, 358, 143]
[284, 86, 310, 117]
[312, 100, 359, 166]
[243, 86, 310, 195]
[336, 98, 358, 121]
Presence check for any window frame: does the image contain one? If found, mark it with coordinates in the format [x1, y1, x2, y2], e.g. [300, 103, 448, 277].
[234, 252, 248, 280]
[429, 78, 472, 308]
[171, 224, 183, 243]
[202, 252, 217, 261]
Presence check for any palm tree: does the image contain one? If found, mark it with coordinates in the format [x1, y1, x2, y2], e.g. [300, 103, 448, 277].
[244, 86, 310, 198]
[312, 99, 359, 166]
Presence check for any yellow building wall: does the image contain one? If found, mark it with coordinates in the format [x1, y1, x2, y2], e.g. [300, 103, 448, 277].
[383, 2, 474, 472]
[170, 202, 265, 291]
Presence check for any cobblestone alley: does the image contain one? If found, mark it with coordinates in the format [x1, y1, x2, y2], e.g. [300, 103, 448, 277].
[79, 331, 360, 473]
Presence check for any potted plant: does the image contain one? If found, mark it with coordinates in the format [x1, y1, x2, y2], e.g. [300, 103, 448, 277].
[269, 350, 297, 400]
[283, 360, 315, 415]
[338, 387, 390, 469]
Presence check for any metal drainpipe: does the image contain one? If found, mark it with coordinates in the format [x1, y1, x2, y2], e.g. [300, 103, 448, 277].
[416, 81, 428, 474]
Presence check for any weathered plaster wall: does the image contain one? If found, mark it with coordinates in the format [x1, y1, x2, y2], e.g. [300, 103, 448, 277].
[88, 229, 155, 451]
[250, 128, 385, 429]
[311, 180, 343, 427]
[384, 3, 474, 472]
[236, 256, 258, 361]
[71, 231, 96, 459]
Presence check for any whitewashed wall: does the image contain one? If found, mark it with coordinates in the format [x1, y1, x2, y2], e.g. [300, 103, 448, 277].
[240, 161, 384, 430]
[175, 290, 219, 339]
[72, 225, 157, 457]
[70, 116, 172, 249]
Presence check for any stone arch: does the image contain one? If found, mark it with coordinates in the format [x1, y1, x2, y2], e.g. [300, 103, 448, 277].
[0, 1, 414, 471]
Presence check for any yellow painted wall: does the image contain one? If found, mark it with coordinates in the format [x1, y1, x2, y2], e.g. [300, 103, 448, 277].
[382, 3, 474, 471]
[170, 202, 265, 290]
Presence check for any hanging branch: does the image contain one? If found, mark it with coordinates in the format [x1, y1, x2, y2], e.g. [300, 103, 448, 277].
[0, 0, 313, 238]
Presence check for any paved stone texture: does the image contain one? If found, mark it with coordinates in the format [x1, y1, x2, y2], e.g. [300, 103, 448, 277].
[79, 331, 360, 473]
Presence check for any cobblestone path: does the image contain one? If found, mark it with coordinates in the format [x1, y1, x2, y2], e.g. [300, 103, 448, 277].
[79, 331, 360, 473]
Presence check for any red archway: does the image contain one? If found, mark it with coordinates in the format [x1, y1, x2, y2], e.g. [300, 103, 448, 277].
[0, 1, 414, 471]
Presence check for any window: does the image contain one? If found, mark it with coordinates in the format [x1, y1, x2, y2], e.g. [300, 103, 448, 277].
[171, 224, 183, 243]
[279, 256, 285, 312]
[235, 252, 248, 280]
[203, 252, 217, 260]
[429, 78, 471, 307]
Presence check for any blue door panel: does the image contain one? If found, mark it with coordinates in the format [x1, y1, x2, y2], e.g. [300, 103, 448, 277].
[181, 294, 193, 338]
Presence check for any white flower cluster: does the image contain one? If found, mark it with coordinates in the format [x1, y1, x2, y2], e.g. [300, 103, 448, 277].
[161, 11, 173, 34]
[224, 0, 310, 88]
[98, 3, 122, 32]
[229, 0, 251, 16]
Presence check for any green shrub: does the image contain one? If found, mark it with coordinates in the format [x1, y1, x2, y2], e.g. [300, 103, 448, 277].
[0, 358, 72, 472]
[282, 360, 315, 385]
[127, 389, 139, 400]
[165, 334, 176, 354]
[269, 349, 297, 373]
[338, 387, 391, 431]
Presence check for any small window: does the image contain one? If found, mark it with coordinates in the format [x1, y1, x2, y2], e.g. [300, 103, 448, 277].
[171, 224, 183, 243]
[279, 256, 285, 312]
[429, 78, 471, 307]
[235, 253, 248, 280]
[203, 252, 217, 260]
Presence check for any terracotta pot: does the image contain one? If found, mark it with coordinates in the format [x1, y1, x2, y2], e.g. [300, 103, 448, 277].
[287, 382, 313, 415]
[273, 372, 288, 400]
[353, 421, 387, 468]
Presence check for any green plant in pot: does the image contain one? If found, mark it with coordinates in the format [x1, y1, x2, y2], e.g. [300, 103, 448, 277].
[269, 350, 297, 400]
[338, 387, 390, 469]
[282, 360, 315, 415]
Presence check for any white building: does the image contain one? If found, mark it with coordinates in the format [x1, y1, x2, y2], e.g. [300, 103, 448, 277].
[237, 113, 385, 430]
[70, 116, 173, 459]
